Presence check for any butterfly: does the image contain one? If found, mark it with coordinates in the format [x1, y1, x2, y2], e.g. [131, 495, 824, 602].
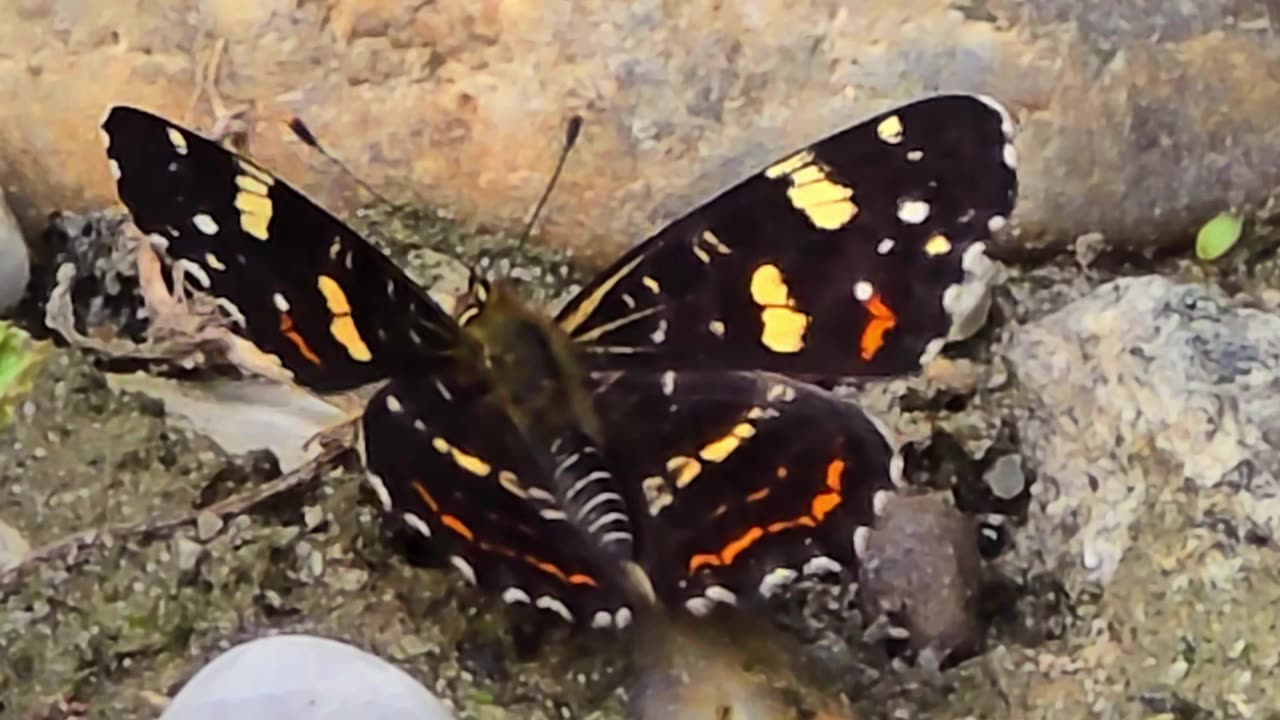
[101, 94, 1017, 627]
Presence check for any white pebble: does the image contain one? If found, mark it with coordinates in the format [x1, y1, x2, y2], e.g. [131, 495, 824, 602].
[160, 634, 454, 719]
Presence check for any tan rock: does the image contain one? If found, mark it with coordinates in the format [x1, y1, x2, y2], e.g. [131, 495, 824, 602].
[3, 1, 1279, 266]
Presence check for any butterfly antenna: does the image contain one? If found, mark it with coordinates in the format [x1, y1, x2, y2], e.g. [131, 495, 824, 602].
[286, 116, 414, 210]
[516, 114, 583, 250]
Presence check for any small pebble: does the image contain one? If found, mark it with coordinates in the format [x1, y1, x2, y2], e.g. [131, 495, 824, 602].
[160, 634, 454, 719]
[195, 511, 224, 541]
[0, 186, 29, 314]
[984, 454, 1026, 500]
[0, 517, 30, 572]
[303, 504, 326, 530]
[173, 536, 205, 573]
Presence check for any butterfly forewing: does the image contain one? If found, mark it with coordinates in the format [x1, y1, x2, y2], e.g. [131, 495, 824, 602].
[557, 94, 1018, 377]
[102, 107, 463, 392]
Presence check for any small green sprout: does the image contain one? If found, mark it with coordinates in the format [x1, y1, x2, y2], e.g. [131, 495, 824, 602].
[0, 322, 47, 429]
[1196, 212, 1243, 261]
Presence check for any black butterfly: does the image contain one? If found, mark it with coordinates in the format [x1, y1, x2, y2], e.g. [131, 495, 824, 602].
[101, 95, 1017, 626]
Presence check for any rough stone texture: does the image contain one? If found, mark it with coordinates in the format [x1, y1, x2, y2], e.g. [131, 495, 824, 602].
[991, 274, 1280, 717]
[4, 1, 1280, 265]
[1004, 275, 1280, 593]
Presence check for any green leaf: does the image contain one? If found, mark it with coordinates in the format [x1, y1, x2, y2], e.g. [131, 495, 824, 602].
[1196, 212, 1243, 261]
[0, 322, 47, 429]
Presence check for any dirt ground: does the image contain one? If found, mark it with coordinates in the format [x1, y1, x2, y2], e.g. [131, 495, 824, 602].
[2, 198, 1278, 719]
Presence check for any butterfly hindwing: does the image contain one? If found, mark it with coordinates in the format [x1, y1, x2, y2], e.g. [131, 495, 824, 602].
[102, 107, 462, 391]
[365, 369, 900, 623]
[362, 375, 636, 628]
[557, 94, 1018, 377]
[595, 371, 898, 614]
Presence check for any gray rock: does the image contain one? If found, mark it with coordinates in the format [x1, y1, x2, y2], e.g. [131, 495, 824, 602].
[0, 186, 28, 313]
[160, 634, 454, 720]
[1003, 275, 1280, 593]
[857, 494, 985, 669]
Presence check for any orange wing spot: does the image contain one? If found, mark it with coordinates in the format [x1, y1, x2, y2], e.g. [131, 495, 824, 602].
[686, 526, 766, 574]
[766, 517, 816, 533]
[686, 458, 849, 577]
[410, 481, 440, 512]
[859, 293, 898, 360]
[440, 514, 474, 541]
[278, 313, 323, 365]
[811, 491, 841, 521]
[825, 459, 845, 491]
[689, 553, 721, 573]
[479, 541, 598, 587]
[526, 556, 599, 587]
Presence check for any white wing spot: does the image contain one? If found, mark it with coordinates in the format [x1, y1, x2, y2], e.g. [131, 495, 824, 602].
[876, 238, 896, 255]
[535, 595, 574, 623]
[685, 596, 714, 617]
[402, 512, 432, 539]
[108, 159, 122, 180]
[450, 556, 477, 585]
[204, 253, 227, 271]
[758, 567, 798, 597]
[976, 93, 1016, 138]
[853, 280, 874, 302]
[1003, 143, 1018, 169]
[502, 587, 531, 605]
[803, 555, 842, 576]
[385, 394, 404, 414]
[906, 149, 924, 162]
[853, 526, 872, 558]
[704, 585, 737, 606]
[615, 607, 633, 628]
[661, 370, 676, 396]
[192, 213, 219, 235]
[873, 490, 892, 515]
[272, 293, 290, 312]
[649, 318, 668, 344]
[897, 199, 930, 225]
[591, 610, 613, 629]
[988, 215, 1008, 233]
[364, 472, 392, 510]
[708, 319, 726, 337]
